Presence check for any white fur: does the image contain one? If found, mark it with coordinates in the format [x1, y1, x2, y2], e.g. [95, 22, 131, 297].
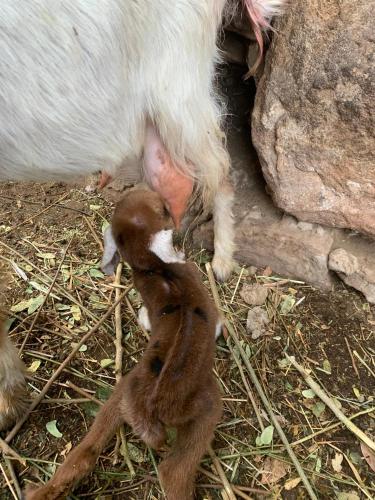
[251, 0, 286, 21]
[150, 230, 185, 264]
[101, 225, 120, 276]
[212, 182, 235, 281]
[215, 320, 223, 340]
[138, 306, 151, 332]
[0, 0, 229, 205]
[0, 1, 285, 282]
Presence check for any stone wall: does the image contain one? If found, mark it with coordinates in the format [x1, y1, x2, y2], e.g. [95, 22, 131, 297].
[252, 0, 375, 236]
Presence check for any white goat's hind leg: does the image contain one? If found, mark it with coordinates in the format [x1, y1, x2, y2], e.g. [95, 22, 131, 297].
[212, 181, 235, 282]
[0, 328, 28, 431]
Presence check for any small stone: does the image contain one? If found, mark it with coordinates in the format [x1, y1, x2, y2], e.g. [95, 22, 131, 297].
[262, 266, 273, 277]
[297, 222, 314, 231]
[240, 283, 268, 306]
[248, 266, 258, 276]
[246, 306, 270, 339]
[329, 248, 375, 304]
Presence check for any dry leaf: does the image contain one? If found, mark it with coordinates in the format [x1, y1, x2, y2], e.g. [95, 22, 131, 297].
[261, 457, 289, 485]
[70, 304, 81, 321]
[332, 452, 343, 473]
[27, 360, 41, 373]
[337, 492, 360, 500]
[361, 443, 375, 472]
[60, 441, 72, 457]
[284, 477, 301, 491]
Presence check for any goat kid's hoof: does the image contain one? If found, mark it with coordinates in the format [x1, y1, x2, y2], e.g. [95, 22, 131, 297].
[212, 255, 234, 282]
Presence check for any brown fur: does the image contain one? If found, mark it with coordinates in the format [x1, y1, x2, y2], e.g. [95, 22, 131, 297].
[25, 190, 222, 500]
[0, 270, 28, 431]
[0, 321, 28, 430]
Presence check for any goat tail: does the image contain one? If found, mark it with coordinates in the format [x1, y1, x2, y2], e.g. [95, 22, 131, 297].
[158, 381, 222, 500]
[242, 0, 287, 73]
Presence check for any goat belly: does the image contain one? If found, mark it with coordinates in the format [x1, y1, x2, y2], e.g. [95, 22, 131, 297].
[0, 1, 145, 181]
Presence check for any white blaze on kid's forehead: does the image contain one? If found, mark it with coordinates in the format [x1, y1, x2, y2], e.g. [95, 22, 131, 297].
[149, 230, 185, 264]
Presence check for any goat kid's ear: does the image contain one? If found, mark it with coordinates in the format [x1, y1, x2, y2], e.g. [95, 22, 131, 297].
[101, 225, 120, 275]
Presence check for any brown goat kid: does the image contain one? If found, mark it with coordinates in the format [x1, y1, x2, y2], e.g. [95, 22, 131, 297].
[25, 189, 222, 500]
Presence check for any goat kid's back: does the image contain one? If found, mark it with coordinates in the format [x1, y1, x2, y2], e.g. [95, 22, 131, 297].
[133, 261, 219, 425]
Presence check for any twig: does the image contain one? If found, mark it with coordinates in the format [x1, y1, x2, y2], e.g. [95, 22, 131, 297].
[66, 379, 135, 477]
[4, 457, 22, 499]
[229, 334, 317, 499]
[6, 192, 69, 235]
[114, 263, 123, 383]
[344, 338, 360, 379]
[113, 264, 135, 475]
[119, 426, 135, 477]
[113, 263, 135, 476]
[230, 267, 244, 304]
[326, 443, 371, 499]
[0, 245, 113, 334]
[231, 345, 265, 431]
[39, 398, 90, 404]
[0, 436, 25, 465]
[205, 263, 318, 500]
[0, 462, 18, 500]
[290, 407, 375, 447]
[84, 215, 104, 252]
[66, 381, 102, 406]
[0, 194, 92, 216]
[198, 466, 259, 499]
[286, 354, 375, 453]
[19, 238, 72, 355]
[353, 350, 375, 379]
[5, 290, 128, 444]
[208, 446, 236, 500]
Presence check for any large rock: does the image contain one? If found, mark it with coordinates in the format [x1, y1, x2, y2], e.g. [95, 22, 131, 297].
[252, 0, 375, 237]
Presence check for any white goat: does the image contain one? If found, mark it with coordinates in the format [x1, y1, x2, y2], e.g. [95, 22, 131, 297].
[0, 0, 286, 432]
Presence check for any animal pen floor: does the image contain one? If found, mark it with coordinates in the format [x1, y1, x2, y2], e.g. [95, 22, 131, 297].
[0, 68, 375, 499]
[0, 183, 374, 500]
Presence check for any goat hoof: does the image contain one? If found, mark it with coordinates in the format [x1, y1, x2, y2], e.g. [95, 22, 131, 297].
[212, 255, 234, 282]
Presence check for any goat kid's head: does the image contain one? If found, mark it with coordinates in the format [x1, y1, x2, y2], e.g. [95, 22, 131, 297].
[101, 188, 185, 275]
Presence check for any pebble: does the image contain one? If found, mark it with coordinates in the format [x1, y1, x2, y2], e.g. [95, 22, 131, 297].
[240, 283, 268, 306]
[246, 306, 270, 339]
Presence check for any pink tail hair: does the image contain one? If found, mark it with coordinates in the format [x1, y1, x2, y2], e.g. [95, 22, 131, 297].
[243, 0, 287, 74]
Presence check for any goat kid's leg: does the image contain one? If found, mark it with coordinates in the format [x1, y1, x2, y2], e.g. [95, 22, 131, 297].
[212, 180, 235, 282]
[159, 392, 222, 499]
[24, 381, 126, 500]
[0, 323, 28, 431]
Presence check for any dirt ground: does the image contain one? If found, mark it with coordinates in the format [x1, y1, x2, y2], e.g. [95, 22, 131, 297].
[0, 178, 374, 500]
